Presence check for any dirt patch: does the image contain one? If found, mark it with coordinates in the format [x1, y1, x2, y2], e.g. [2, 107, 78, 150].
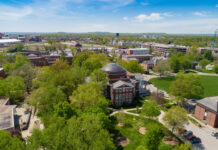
[117, 123, 124, 127]
[163, 136, 179, 146]
[115, 136, 130, 147]
[139, 127, 146, 135]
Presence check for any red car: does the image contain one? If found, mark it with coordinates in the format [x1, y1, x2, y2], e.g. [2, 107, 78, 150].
[178, 129, 187, 134]
[186, 134, 196, 140]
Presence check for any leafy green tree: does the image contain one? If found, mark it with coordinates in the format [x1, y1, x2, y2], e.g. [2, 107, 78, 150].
[11, 64, 36, 93]
[185, 47, 202, 62]
[90, 69, 108, 87]
[153, 60, 171, 76]
[72, 51, 92, 67]
[180, 56, 192, 70]
[70, 82, 109, 112]
[82, 57, 102, 74]
[66, 114, 115, 150]
[0, 130, 26, 150]
[173, 142, 192, 150]
[214, 64, 218, 74]
[123, 60, 144, 73]
[54, 101, 75, 120]
[0, 76, 26, 103]
[28, 85, 67, 126]
[143, 124, 164, 150]
[163, 106, 189, 132]
[203, 50, 213, 62]
[170, 56, 181, 73]
[27, 114, 115, 150]
[141, 101, 160, 119]
[199, 59, 210, 69]
[170, 73, 204, 104]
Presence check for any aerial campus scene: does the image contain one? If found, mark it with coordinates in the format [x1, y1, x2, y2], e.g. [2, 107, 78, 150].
[0, 0, 218, 150]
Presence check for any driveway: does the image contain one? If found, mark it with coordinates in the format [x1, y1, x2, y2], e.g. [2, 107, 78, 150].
[185, 123, 218, 150]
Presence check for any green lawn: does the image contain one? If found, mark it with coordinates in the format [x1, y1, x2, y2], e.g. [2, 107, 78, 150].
[149, 75, 218, 98]
[111, 114, 177, 150]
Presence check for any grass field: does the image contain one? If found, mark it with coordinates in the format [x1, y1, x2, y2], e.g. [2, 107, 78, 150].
[149, 75, 218, 98]
[111, 114, 177, 150]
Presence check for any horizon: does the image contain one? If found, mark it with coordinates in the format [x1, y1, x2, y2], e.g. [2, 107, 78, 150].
[0, 0, 218, 33]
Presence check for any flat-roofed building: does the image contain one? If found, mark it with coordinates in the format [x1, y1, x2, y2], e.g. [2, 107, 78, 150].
[0, 98, 16, 130]
[0, 39, 21, 47]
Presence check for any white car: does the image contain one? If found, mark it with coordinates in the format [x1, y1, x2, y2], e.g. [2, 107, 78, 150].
[211, 131, 218, 137]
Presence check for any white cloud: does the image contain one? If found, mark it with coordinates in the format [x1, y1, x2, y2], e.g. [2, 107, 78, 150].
[123, 17, 128, 21]
[136, 13, 163, 22]
[141, 2, 149, 6]
[193, 12, 206, 17]
[216, 4, 218, 7]
[0, 6, 32, 20]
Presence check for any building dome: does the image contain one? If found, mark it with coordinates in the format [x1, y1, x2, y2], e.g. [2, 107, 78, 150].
[102, 63, 127, 75]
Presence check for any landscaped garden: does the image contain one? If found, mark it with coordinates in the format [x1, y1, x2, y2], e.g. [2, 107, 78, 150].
[110, 114, 180, 150]
[149, 75, 218, 98]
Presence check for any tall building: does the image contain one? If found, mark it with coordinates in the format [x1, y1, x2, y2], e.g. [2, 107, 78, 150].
[102, 63, 139, 106]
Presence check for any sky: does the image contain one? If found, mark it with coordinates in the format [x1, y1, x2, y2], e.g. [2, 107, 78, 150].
[0, 0, 218, 33]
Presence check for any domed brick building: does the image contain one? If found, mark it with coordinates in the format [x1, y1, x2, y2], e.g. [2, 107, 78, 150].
[102, 63, 139, 106]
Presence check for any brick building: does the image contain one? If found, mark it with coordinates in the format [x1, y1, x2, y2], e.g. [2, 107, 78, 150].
[194, 96, 218, 128]
[102, 63, 139, 106]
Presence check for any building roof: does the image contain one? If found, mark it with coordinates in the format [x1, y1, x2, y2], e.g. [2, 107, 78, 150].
[112, 80, 134, 89]
[102, 63, 127, 75]
[0, 39, 21, 44]
[197, 96, 218, 113]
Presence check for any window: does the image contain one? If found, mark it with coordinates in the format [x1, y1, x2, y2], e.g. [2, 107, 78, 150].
[119, 88, 122, 92]
[123, 88, 125, 92]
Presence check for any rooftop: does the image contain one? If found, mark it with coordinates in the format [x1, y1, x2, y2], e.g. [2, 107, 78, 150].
[102, 63, 127, 75]
[197, 96, 218, 113]
[0, 39, 21, 44]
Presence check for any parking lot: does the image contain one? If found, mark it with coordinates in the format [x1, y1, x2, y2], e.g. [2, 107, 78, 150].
[185, 122, 218, 150]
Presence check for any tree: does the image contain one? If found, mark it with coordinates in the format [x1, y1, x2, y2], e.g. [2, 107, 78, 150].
[214, 64, 218, 74]
[66, 114, 115, 150]
[0, 76, 26, 103]
[170, 56, 181, 73]
[185, 47, 201, 62]
[203, 50, 213, 62]
[173, 142, 192, 150]
[199, 59, 210, 69]
[28, 85, 67, 126]
[143, 124, 164, 150]
[163, 106, 189, 133]
[123, 60, 144, 73]
[27, 114, 115, 150]
[153, 60, 171, 76]
[0, 130, 26, 150]
[11, 64, 36, 93]
[70, 82, 109, 112]
[170, 73, 204, 104]
[141, 101, 160, 119]
[54, 101, 75, 120]
[90, 69, 108, 87]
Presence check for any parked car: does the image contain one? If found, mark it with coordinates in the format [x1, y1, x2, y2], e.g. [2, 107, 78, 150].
[178, 129, 187, 134]
[184, 131, 193, 137]
[186, 134, 196, 140]
[211, 131, 218, 137]
[190, 137, 201, 144]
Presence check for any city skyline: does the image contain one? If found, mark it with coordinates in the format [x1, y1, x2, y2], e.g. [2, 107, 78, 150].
[0, 0, 218, 33]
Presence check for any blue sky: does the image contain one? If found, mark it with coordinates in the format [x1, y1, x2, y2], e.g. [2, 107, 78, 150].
[0, 0, 218, 33]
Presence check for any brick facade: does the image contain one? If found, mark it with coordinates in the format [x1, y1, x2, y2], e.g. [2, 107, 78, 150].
[194, 104, 218, 128]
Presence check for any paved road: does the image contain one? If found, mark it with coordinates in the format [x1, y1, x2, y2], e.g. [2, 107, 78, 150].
[185, 123, 218, 150]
